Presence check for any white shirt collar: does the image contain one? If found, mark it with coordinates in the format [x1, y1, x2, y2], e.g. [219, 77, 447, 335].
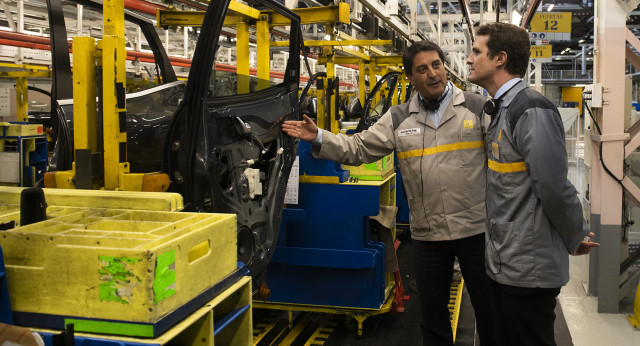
[494, 78, 522, 100]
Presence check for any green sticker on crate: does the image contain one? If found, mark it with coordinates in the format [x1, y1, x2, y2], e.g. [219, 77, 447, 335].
[364, 162, 378, 170]
[98, 256, 142, 304]
[64, 318, 154, 337]
[153, 249, 176, 304]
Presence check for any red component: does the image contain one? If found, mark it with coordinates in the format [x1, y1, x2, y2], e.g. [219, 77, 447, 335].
[124, 0, 167, 16]
[391, 240, 409, 313]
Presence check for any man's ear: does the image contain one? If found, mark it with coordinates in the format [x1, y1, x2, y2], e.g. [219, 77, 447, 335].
[496, 51, 508, 68]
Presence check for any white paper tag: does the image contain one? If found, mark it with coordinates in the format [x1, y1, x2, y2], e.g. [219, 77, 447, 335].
[284, 156, 299, 204]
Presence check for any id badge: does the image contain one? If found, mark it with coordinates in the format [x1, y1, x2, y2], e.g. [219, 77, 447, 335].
[492, 142, 499, 159]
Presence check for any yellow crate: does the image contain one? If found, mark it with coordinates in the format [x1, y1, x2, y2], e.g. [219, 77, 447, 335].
[0, 122, 44, 136]
[0, 187, 184, 213]
[0, 208, 237, 327]
[341, 153, 394, 181]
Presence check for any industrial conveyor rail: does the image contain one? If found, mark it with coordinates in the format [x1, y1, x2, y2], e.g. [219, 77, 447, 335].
[252, 278, 465, 345]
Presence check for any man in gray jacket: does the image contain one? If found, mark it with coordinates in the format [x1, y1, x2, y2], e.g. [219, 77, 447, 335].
[466, 22, 599, 345]
[283, 40, 493, 346]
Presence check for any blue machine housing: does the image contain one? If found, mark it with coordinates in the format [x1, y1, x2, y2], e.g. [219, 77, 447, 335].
[265, 141, 388, 309]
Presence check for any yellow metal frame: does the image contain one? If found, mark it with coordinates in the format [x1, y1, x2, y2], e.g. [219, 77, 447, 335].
[323, 42, 338, 133]
[358, 60, 366, 106]
[50, 0, 169, 192]
[256, 17, 270, 91]
[254, 277, 464, 338]
[0, 63, 51, 122]
[157, 2, 349, 28]
[236, 21, 250, 94]
[271, 39, 391, 48]
[253, 286, 396, 336]
[72, 37, 98, 188]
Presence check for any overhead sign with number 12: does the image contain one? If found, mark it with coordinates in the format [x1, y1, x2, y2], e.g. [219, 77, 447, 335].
[530, 12, 572, 33]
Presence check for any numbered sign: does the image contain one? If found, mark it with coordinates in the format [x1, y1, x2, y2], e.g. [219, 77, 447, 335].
[530, 12, 572, 33]
[530, 45, 552, 63]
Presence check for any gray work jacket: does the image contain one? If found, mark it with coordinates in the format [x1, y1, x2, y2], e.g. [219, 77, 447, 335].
[314, 87, 487, 241]
[484, 82, 589, 288]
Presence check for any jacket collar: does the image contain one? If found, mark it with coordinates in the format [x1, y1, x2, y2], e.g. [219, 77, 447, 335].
[500, 80, 527, 108]
[408, 84, 465, 129]
[487, 81, 528, 132]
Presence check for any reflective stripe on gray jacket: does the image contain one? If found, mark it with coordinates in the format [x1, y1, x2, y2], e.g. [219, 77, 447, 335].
[314, 86, 487, 241]
[484, 82, 589, 288]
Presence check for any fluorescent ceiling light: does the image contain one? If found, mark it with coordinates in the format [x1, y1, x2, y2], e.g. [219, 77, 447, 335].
[547, 4, 555, 12]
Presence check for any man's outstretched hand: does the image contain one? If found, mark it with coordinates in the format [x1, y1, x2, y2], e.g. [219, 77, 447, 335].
[572, 232, 600, 256]
[281, 114, 319, 142]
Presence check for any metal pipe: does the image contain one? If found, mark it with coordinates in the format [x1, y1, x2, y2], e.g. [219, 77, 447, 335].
[123, 0, 166, 16]
[582, 44, 587, 75]
[438, 0, 442, 46]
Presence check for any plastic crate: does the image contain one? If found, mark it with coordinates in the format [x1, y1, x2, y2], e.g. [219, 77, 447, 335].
[341, 153, 394, 181]
[0, 208, 237, 337]
[0, 187, 184, 229]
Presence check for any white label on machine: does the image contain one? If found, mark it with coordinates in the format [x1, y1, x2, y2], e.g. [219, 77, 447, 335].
[0, 88, 11, 119]
[0, 152, 20, 183]
[284, 156, 299, 205]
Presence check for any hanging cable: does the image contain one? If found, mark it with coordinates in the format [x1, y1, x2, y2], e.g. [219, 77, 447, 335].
[582, 92, 624, 186]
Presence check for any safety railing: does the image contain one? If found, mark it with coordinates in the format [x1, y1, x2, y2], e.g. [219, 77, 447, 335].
[541, 69, 593, 82]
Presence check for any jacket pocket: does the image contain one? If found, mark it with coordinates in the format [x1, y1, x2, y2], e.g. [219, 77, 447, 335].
[408, 196, 430, 231]
[487, 168, 517, 192]
[458, 128, 485, 167]
[486, 221, 521, 275]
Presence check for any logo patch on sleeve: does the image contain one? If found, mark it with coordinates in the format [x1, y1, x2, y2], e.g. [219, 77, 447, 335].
[399, 128, 421, 137]
[464, 120, 473, 129]
[492, 142, 500, 159]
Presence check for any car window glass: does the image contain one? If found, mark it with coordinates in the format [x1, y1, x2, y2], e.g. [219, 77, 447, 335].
[62, 4, 169, 93]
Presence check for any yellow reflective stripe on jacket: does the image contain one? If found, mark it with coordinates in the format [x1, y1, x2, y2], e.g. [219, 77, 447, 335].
[488, 159, 526, 173]
[397, 140, 484, 160]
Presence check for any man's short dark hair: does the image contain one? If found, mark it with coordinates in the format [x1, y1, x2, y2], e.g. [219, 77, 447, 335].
[402, 40, 446, 76]
[476, 22, 530, 77]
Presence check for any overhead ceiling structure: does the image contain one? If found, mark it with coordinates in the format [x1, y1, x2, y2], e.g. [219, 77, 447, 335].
[1, 0, 640, 84]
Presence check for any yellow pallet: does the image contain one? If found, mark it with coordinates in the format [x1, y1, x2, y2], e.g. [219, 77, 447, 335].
[341, 153, 394, 181]
[0, 207, 237, 336]
[33, 276, 253, 345]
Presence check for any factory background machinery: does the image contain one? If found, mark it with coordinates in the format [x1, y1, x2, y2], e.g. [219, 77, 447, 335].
[0, 0, 640, 345]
